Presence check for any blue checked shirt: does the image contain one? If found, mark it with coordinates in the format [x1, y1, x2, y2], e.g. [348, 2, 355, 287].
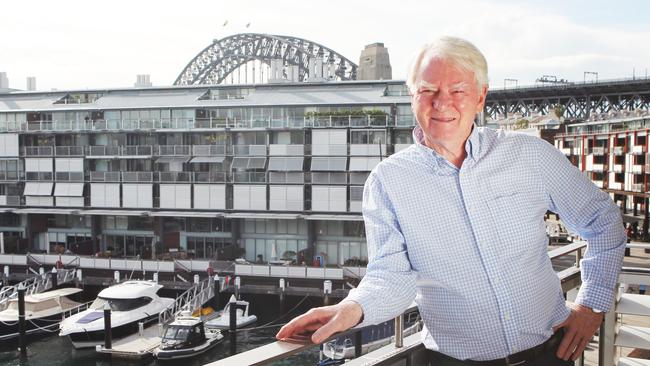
[345, 126, 626, 361]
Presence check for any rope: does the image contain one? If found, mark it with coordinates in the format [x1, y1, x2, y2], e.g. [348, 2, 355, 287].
[0, 319, 18, 326]
[234, 294, 310, 332]
[27, 320, 60, 333]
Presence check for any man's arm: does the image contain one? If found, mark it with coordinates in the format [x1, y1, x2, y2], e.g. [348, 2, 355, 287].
[535, 138, 626, 360]
[277, 172, 416, 343]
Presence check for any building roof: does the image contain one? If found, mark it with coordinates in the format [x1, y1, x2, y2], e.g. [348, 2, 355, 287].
[0, 81, 410, 112]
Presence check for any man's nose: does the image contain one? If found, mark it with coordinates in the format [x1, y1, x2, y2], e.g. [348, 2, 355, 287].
[432, 91, 452, 110]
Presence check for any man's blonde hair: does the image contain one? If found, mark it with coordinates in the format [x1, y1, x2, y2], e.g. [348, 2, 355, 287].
[406, 36, 488, 93]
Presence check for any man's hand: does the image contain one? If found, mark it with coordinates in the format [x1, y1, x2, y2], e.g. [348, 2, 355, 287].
[554, 302, 604, 361]
[276, 300, 363, 344]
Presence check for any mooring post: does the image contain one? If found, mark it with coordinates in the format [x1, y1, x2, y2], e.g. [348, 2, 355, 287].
[354, 329, 362, 358]
[229, 297, 237, 355]
[18, 284, 27, 356]
[50, 267, 58, 290]
[213, 274, 220, 310]
[104, 304, 112, 350]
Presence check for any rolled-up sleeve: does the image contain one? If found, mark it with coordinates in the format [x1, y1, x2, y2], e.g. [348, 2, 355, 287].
[536, 139, 626, 311]
[344, 172, 417, 327]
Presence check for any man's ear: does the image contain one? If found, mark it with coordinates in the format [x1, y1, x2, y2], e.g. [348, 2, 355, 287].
[476, 85, 488, 112]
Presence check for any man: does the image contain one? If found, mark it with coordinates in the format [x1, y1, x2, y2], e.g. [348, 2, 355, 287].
[277, 36, 626, 365]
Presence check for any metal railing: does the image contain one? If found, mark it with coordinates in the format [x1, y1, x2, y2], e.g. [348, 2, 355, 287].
[55, 171, 84, 181]
[193, 172, 227, 183]
[0, 268, 77, 311]
[55, 146, 84, 156]
[22, 146, 53, 156]
[158, 145, 191, 156]
[25, 172, 52, 181]
[233, 145, 266, 156]
[159, 171, 192, 182]
[9, 115, 398, 132]
[90, 171, 121, 182]
[232, 171, 266, 183]
[122, 171, 154, 182]
[208, 242, 589, 365]
[159, 276, 216, 326]
[193, 145, 227, 156]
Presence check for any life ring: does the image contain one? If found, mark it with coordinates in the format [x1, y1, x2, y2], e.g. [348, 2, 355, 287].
[55, 260, 63, 269]
[207, 266, 214, 276]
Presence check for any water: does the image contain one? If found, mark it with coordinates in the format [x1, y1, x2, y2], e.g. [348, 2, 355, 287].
[0, 293, 324, 366]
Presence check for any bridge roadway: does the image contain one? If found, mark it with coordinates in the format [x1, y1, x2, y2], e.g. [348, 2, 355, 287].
[485, 77, 650, 120]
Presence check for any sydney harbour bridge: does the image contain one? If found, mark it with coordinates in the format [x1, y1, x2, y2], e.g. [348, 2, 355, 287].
[175, 33, 650, 120]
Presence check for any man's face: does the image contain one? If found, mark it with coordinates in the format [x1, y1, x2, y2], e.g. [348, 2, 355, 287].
[411, 57, 488, 147]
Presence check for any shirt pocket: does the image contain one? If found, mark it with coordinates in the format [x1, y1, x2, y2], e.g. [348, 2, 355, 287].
[484, 192, 548, 263]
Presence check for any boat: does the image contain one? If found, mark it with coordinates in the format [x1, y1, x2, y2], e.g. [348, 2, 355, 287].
[153, 312, 223, 360]
[317, 311, 421, 365]
[204, 295, 257, 330]
[0, 287, 86, 341]
[59, 280, 175, 349]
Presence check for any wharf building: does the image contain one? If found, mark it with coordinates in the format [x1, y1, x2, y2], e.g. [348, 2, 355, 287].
[554, 110, 650, 233]
[0, 81, 416, 267]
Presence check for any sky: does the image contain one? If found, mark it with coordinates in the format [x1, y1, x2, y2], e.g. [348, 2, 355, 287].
[2, 0, 650, 91]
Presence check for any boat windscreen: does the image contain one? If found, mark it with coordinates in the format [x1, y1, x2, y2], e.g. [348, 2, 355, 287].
[163, 326, 191, 340]
[89, 297, 152, 312]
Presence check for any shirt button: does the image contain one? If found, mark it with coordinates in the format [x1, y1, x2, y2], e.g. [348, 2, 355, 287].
[504, 314, 511, 321]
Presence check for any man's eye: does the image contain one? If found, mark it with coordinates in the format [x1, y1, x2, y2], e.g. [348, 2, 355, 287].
[453, 90, 465, 94]
[418, 90, 434, 95]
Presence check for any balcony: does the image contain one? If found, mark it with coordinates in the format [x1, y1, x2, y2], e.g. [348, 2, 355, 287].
[306, 115, 390, 128]
[608, 181, 623, 190]
[54, 146, 84, 156]
[591, 164, 605, 172]
[158, 171, 192, 183]
[90, 171, 120, 182]
[0, 195, 20, 206]
[560, 148, 572, 155]
[0, 171, 21, 180]
[572, 147, 582, 155]
[631, 165, 644, 174]
[232, 172, 266, 183]
[268, 172, 305, 184]
[233, 145, 266, 156]
[86, 145, 152, 157]
[632, 183, 645, 192]
[158, 145, 191, 156]
[193, 172, 227, 183]
[22, 146, 53, 156]
[631, 145, 645, 155]
[613, 164, 624, 173]
[192, 145, 227, 156]
[55, 171, 84, 182]
[269, 144, 304, 156]
[25, 172, 52, 181]
[121, 171, 153, 182]
[591, 146, 606, 155]
[592, 180, 604, 188]
[613, 146, 625, 155]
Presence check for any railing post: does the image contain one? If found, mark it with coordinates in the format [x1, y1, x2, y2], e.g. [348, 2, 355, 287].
[575, 247, 582, 268]
[395, 313, 404, 348]
[18, 285, 27, 356]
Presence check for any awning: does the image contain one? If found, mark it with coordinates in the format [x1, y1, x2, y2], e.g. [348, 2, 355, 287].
[302, 214, 364, 221]
[267, 157, 304, 171]
[23, 182, 53, 196]
[13, 208, 81, 215]
[349, 157, 381, 171]
[231, 157, 267, 170]
[80, 209, 150, 216]
[227, 212, 301, 220]
[190, 156, 226, 164]
[54, 183, 84, 197]
[310, 157, 348, 171]
[155, 157, 191, 164]
[150, 211, 224, 218]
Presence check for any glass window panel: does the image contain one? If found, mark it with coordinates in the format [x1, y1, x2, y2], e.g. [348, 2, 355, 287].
[266, 219, 276, 234]
[231, 157, 249, 170]
[350, 131, 368, 144]
[329, 157, 347, 171]
[285, 157, 303, 171]
[248, 157, 266, 169]
[369, 131, 386, 144]
[245, 239, 255, 262]
[287, 219, 297, 234]
[276, 220, 287, 234]
[256, 239, 266, 262]
[244, 219, 255, 233]
[310, 157, 329, 171]
[267, 157, 286, 171]
[255, 219, 265, 234]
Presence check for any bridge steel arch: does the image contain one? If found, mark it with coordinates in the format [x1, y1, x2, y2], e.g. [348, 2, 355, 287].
[174, 33, 358, 85]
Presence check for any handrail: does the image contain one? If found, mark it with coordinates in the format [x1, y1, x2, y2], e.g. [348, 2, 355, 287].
[159, 276, 215, 326]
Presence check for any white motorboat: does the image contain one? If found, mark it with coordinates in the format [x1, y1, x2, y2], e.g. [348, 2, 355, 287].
[59, 280, 174, 349]
[0, 287, 85, 341]
[318, 310, 421, 364]
[204, 295, 257, 330]
[153, 312, 223, 360]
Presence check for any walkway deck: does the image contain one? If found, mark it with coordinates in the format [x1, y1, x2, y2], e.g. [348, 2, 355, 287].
[96, 324, 161, 359]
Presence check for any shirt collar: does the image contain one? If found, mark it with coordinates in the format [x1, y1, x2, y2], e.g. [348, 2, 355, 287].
[412, 125, 483, 164]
